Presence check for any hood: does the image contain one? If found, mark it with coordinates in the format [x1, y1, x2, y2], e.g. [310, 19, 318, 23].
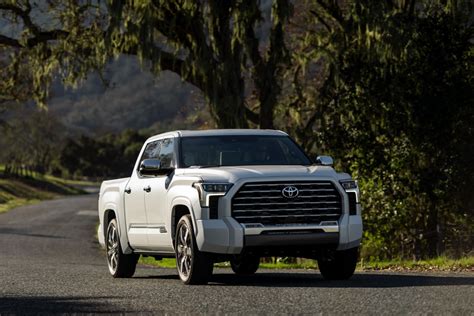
[181, 165, 349, 183]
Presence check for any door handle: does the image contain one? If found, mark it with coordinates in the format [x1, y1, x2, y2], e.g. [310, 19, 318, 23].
[125, 187, 131, 194]
[143, 185, 151, 193]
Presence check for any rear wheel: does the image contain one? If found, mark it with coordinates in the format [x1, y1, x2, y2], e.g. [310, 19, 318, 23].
[175, 215, 213, 284]
[106, 218, 138, 278]
[317, 247, 358, 280]
[230, 255, 260, 275]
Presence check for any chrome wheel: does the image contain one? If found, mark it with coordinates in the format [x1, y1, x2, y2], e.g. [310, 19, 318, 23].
[174, 215, 213, 284]
[106, 220, 120, 274]
[176, 221, 192, 279]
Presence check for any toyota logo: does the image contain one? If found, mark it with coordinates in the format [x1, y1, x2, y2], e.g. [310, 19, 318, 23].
[282, 186, 299, 198]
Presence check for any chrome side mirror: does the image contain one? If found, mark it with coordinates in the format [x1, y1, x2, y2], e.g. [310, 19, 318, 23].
[315, 155, 334, 166]
[139, 159, 162, 175]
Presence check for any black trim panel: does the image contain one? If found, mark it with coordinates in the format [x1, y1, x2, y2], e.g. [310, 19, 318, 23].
[245, 232, 339, 247]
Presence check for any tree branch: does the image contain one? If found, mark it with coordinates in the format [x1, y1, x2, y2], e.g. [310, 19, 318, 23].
[0, 2, 40, 35]
[310, 9, 331, 32]
[315, 0, 344, 29]
[26, 30, 68, 47]
[0, 30, 68, 48]
[0, 34, 21, 47]
[121, 43, 205, 89]
[0, 2, 68, 49]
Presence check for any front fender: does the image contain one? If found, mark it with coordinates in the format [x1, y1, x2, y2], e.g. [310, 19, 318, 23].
[170, 196, 201, 237]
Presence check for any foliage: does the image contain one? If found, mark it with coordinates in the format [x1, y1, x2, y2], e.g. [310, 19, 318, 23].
[284, 0, 474, 259]
[0, 1, 109, 105]
[59, 129, 147, 178]
[0, 0, 293, 128]
[139, 254, 474, 272]
[0, 106, 65, 175]
[360, 256, 474, 272]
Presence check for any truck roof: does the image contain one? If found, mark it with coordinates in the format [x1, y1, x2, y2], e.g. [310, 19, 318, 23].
[146, 129, 288, 142]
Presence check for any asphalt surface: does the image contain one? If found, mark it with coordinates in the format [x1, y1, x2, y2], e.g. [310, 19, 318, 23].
[0, 195, 473, 314]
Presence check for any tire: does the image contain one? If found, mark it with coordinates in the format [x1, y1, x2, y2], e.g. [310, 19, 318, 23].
[230, 255, 260, 275]
[175, 215, 213, 284]
[317, 247, 358, 280]
[106, 218, 138, 278]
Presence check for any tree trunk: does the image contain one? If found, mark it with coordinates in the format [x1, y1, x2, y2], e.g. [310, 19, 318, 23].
[258, 86, 276, 129]
[206, 62, 248, 128]
[211, 93, 248, 128]
[427, 201, 439, 257]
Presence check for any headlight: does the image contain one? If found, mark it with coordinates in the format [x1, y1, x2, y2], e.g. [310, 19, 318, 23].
[201, 183, 233, 193]
[339, 180, 357, 191]
[193, 182, 233, 207]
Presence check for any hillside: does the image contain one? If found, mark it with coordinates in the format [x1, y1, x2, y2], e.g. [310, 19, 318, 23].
[0, 171, 92, 213]
[46, 56, 209, 135]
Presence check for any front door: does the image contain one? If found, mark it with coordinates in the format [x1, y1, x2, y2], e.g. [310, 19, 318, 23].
[144, 137, 175, 252]
[124, 140, 161, 249]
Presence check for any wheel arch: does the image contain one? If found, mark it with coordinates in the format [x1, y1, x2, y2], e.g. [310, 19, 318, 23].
[101, 203, 132, 254]
[103, 209, 117, 239]
[170, 198, 198, 245]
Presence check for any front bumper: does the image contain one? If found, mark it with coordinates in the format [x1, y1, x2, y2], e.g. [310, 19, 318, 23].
[195, 213, 362, 254]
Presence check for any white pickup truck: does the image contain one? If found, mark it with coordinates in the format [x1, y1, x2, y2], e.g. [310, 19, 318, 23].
[97, 129, 362, 284]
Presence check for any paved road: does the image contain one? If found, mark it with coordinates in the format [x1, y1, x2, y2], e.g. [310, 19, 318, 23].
[0, 195, 473, 314]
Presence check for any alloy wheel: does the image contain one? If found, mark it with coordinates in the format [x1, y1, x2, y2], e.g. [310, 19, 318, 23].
[176, 222, 192, 278]
[107, 221, 120, 274]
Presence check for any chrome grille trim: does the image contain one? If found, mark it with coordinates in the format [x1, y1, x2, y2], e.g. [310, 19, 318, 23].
[233, 201, 340, 206]
[231, 181, 343, 225]
[234, 214, 340, 219]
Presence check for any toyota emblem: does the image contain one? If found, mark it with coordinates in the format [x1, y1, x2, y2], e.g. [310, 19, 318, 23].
[282, 186, 299, 198]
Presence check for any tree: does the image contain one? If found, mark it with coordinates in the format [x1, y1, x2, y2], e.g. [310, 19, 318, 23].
[0, 0, 293, 128]
[0, 107, 65, 175]
[283, 0, 474, 259]
[59, 129, 146, 178]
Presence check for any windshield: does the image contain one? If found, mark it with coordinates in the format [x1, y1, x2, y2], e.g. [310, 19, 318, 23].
[180, 135, 312, 167]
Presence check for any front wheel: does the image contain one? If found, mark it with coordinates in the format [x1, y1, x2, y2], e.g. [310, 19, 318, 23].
[175, 215, 213, 284]
[106, 218, 138, 278]
[317, 247, 358, 280]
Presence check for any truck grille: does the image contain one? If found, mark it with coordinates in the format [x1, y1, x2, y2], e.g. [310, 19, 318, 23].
[231, 181, 342, 225]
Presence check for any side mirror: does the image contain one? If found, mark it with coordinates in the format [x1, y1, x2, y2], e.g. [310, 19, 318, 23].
[315, 155, 334, 166]
[139, 159, 173, 176]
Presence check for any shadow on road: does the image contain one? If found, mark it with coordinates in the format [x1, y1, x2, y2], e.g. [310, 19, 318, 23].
[0, 296, 130, 314]
[132, 270, 474, 288]
[206, 272, 474, 288]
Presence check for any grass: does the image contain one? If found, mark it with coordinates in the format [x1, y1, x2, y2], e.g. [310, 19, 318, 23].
[140, 257, 317, 269]
[43, 174, 99, 187]
[359, 256, 474, 272]
[0, 170, 89, 213]
[139, 255, 474, 272]
[140, 257, 177, 268]
[139, 256, 319, 270]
